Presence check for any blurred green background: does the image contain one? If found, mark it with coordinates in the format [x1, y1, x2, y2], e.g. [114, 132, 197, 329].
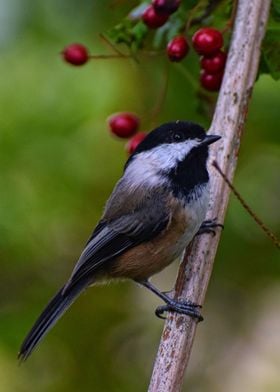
[0, 1, 279, 391]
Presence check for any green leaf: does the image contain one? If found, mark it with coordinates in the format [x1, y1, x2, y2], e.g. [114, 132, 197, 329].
[182, 0, 200, 11]
[107, 19, 148, 51]
[107, 20, 133, 46]
[272, 0, 280, 20]
[167, 8, 187, 39]
[153, 23, 171, 49]
[153, 10, 186, 49]
[261, 20, 280, 80]
[131, 21, 148, 50]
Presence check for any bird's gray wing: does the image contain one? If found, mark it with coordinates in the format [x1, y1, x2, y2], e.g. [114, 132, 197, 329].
[18, 186, 170, 361]
[63, 191, 170, 293]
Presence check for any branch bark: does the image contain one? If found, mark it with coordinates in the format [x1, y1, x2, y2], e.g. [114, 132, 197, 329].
[148, 1, 271, 391]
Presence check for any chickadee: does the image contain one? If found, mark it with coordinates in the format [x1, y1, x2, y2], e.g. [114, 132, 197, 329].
[19, 120, 221, 361]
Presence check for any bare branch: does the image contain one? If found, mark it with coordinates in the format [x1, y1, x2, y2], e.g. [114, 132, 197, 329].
[148, 1, 272, 391]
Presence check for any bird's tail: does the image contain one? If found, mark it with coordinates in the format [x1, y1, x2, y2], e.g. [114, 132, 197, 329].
[18, 279, 88, 362]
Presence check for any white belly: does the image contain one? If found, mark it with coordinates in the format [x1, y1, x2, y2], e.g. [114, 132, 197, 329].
[176, 184, 210, 255]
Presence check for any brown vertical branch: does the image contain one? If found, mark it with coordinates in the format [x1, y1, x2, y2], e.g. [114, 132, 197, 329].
[148, 1, 271, 391]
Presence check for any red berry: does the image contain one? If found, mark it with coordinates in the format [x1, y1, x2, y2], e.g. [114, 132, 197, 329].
[192, 28, 223, 55]
[200, 51, 227, 74]
[62, 43, 89, 66]
[152, 0, 181, 15]
[126, 132, 147, 154]
[200, 70, 223, 91]
[142, 5, 169, 29]
[167, 36, 189, 62]
[108, 113, 139, 139]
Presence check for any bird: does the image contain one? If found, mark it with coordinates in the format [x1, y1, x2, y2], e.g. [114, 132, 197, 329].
[18, 120, 221, 361]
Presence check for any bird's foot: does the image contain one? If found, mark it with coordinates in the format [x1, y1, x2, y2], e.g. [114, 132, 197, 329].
[155, 299, 203, 321]
[137, 280, 203, 321]
[197, 218, 224, 236]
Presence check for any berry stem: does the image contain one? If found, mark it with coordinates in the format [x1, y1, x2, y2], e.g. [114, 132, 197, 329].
[89, 54, 132, 59]
[221, 0, 238, 34]
[184, 0, 206, 32]
[140, 49, 165, 57]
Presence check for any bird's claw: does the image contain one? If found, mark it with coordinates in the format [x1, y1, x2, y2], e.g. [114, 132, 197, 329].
[197, 218, 224, 237]
[155, 300, 203, 321]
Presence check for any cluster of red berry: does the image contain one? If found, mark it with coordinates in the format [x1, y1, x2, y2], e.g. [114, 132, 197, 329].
[61, 1, 228, 154]
[142, 0, 180, 28]
[193, 28, 226, 91]
[108, 113, 146, 154]
[62, 1, 187, 67]
[142, 1, 189, 63]
[62, 3, 226, 93]
[141, 2, 226, 91]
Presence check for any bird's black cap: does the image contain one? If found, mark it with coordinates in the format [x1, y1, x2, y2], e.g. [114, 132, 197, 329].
[132, 121, 206, 156]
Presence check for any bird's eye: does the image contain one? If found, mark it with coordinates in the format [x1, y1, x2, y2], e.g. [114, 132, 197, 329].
[173, 132, 184, 141]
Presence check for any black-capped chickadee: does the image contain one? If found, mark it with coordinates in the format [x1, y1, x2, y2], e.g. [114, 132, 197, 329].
[19, 120, 221, 361]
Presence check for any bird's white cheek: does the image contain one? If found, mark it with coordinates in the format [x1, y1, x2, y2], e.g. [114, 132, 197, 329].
[124, 159, 165, 190]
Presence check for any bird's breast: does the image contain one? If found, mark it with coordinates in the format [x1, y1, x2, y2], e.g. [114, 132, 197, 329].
[167, 184, 209, 254]
[109, 186, 209, 281]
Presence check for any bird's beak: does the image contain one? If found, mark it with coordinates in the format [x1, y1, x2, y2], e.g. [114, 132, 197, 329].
[200, 134, 221, 146]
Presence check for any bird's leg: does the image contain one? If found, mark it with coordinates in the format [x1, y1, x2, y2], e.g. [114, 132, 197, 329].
[138, 280, 203, 321]
[196, 218, 224, 236]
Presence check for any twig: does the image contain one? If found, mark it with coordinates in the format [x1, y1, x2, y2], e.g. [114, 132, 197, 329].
[89, 54, 131, 59]
[212, 160, 280, 249]
[148, 1, 272, 391]
[99, 33, 128, 57]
